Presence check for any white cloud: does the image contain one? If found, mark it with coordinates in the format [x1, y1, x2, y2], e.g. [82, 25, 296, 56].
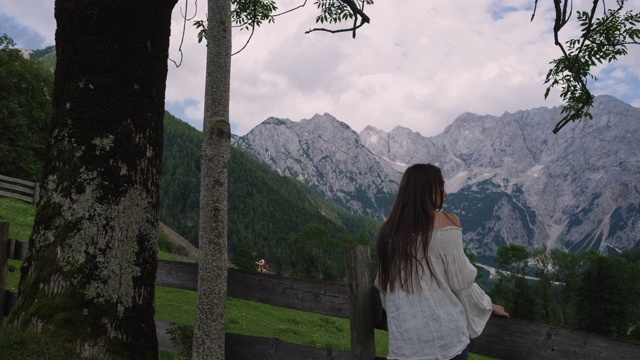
[0, 1, 55, 47]
[1, 0, 639, 136]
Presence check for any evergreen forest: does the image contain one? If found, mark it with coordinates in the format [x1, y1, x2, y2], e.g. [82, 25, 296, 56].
[488, 244, 640, 340]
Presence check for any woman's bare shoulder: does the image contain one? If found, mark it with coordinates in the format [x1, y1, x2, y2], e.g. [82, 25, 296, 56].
[435, 211, 461, 229]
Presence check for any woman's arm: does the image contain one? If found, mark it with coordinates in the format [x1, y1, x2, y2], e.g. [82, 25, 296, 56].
[491, 304, 509, 317]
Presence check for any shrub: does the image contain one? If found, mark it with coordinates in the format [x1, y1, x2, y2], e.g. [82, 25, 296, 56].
[0, 327, 85, 360]
[167, 324, 194, 359]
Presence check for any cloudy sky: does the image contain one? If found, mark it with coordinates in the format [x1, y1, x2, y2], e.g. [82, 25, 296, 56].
[1, 0, 639, 137]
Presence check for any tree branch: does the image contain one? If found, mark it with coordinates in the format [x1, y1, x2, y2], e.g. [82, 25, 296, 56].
[531, 0, 539, 21]
[548, 0, 592, 133]
[552, 101, 590, 133]
[340, 0, 370, 24]
[232, 24, 256, 56]
[273, 0, 307, 18]
[169, 0, 199, 68]
[305, 20, 368, 35]
[229, 1, 309, 53]
[232, 0, 259, 56]
[232, 0, 308, 27]
[306, 0, 371, 37]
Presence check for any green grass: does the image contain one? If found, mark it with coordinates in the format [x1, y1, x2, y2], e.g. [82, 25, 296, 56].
[225, 298, 392, 356]
[1, 196, 494, 359]
[158, 251, 194, 262]
[155, 286, 198, 325]
[0, 197, 36, 240]
[6, 259, 21, 292]
[1, 198, 33, 293]
[155, 285, 391, 356]
[159, 350, 184, 360]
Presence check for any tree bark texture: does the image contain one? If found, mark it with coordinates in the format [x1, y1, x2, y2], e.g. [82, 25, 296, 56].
[192, 0, 232, 359]
[8, 0, 177, 358]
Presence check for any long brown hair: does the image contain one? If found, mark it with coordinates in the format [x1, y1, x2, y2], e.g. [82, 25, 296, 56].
[376, 163, 445, 293]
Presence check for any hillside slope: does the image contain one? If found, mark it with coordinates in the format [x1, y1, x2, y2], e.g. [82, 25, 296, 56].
[160, 113, 380, 264]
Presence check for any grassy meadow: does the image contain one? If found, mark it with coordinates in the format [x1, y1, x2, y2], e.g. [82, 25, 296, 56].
[1, 196, 494, 360]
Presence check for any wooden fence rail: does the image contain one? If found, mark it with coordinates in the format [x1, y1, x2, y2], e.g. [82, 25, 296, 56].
[2, 221, 640, 359]
[0, 174, 40, 205]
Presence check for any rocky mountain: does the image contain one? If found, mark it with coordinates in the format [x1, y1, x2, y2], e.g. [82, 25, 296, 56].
[233, 113, 398, 218]
[233, 95, 640, 256]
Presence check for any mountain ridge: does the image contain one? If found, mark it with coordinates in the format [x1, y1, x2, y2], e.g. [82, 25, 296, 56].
[233, 112, 398, 218]
[235, 95, 640, 255]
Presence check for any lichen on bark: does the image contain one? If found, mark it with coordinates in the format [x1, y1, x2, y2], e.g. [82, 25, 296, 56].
[50, 178, 153, 317]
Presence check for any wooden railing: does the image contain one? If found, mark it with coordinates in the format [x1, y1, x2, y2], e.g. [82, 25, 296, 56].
[2, 221, 640, 359]
[0, 174, 40, 205]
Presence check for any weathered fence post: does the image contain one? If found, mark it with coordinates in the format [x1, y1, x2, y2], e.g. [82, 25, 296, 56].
[33, 183, 41, 205]
[0, 222, 9, 328]
[345, 245, 376, 360]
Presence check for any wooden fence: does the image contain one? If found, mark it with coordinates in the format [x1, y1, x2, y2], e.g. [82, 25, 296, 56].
[2, 221, 640, 359]
[0, 174, 40, 205]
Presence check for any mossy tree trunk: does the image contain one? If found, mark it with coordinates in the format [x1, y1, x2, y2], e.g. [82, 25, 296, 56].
[8, 0, 177, 358]
[191, 0, 231, 359]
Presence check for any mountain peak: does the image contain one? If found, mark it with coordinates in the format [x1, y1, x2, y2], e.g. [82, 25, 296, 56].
[300, 113, 354, 133]
[362, 125, 384, 133]
[390, 125, 424, 138]
[304, 113, 341, 123]
[261, 116, 293, 126]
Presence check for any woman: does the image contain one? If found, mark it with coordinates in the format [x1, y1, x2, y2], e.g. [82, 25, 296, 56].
[375, 163, 508, 360]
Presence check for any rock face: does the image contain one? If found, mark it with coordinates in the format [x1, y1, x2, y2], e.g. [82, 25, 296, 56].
[234, 96, 640, 255]
[233, 113, 399, 218]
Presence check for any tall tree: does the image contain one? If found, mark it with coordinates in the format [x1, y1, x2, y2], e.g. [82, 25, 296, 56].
[491, 244, 540, 320]
[550, 249, 581, 327]
[576, 255, 631, 337]
[8, 0, 177, 358]
[191, 0, 232, 358]
[287, 222, 340, 280]
[0, 33, 53, 182]
[531, 246, 553, 322]
[192, 1, 368, 358]
[191, 2, 373, 359]
[619, 250, 640, 327]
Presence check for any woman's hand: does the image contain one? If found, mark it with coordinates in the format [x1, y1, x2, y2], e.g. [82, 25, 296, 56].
[491, 304, 509, 317]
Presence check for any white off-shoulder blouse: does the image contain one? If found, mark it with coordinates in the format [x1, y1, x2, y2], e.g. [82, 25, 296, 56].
[376, 227, 493, 360]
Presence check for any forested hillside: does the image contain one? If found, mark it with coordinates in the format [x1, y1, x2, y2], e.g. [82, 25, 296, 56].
[161, 113, 379, 278]
[27, 45, 56, 70]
